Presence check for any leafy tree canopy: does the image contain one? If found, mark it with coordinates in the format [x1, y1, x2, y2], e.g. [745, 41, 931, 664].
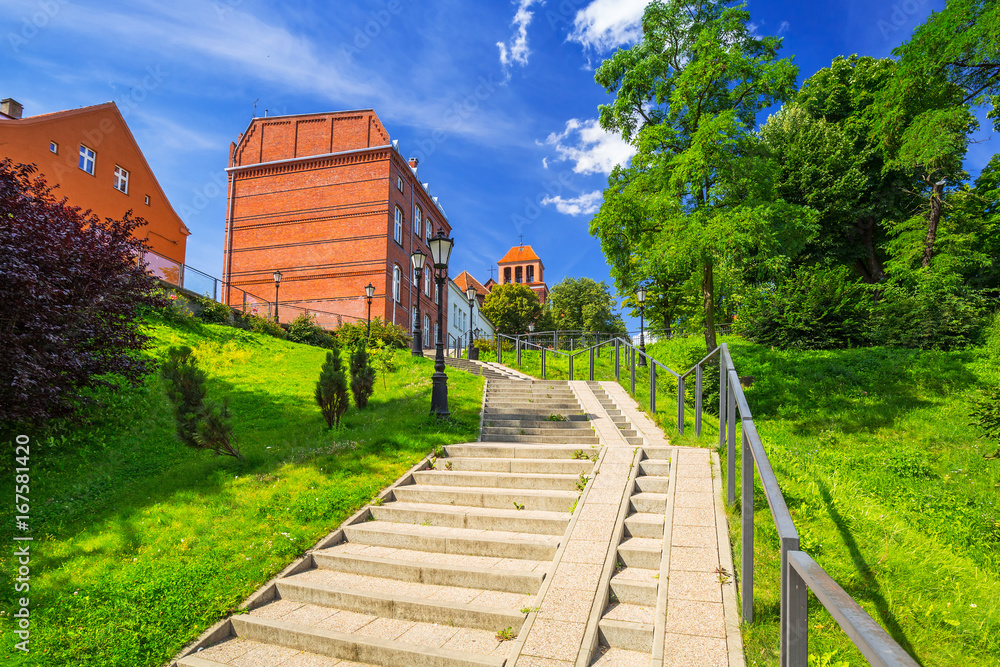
[481, 283, 542, 335]
[540, 277, 626, 333]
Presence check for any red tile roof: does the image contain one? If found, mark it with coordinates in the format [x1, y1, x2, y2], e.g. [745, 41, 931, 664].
[498, 245, 541, 265]
[453, 271, 489, 298]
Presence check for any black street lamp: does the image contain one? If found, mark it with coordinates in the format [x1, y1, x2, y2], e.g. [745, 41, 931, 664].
[465, 284, 477, 351]
[637, 285, 647, 367]
[364, 282, 375, 340]
[273, 270, 282, 323]
[428, 229, 454, 419]
[411, 250, 426, 357]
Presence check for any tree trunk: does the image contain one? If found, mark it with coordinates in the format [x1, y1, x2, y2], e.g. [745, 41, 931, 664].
[702, 259, 717, 352]
[921, 176, 945, 269]
[853, 215, 885, 284]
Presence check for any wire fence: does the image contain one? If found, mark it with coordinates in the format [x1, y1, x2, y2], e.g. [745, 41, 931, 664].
[140, 249, 364, 329]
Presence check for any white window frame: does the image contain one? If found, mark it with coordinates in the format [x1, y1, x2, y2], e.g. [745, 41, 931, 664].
[394, 207, 403, 245]
[434, 283, 439, 304]
[426, 218, 432, 243]
[414, 206, 422, 236]
[49, 141, 58, 154]
[392, 265, 401, 302]
[114, 165, 129, 194]
[424, 270, 431, 297]
[79, 145, 96, 175]
[144, 195, 150, 205]
[397, 176, 404, 192]
[424, 315, 431, 347]
[411, 306, 418, 332]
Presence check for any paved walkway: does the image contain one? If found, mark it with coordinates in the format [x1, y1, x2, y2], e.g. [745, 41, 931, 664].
[170, 372, 743, 667]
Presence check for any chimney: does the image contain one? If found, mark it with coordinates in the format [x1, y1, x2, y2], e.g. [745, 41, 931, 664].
[1, 98, 23, 120]
[408, 157, 419, 169]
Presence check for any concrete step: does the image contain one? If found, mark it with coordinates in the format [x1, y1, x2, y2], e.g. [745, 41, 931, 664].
[178, 639, 382, 667]
[343, 521, 560, 560]
[485, 403, 584, 411]
[633, 476, 669, 494]
[624, 436, 644, 446]
[638, 460, 669, 476]
[479, 419, 593, 430]
[617, 538, 662, 570]
[481, 413, 590, 423]
[629, 493, 667, 514]
[313, 548, 545, 594]
[483, 434, 600, 445]
[480, 426, 595, 438]
[609, 568, 659, 606]
[623, 513, 664, 539]
[642, 447, 672, 460]
[597, 618, 653, 653]
[483, 408, 588, 418]
[371, 501, 570, 535]
[445, 443, 592, 459]
[434, 456, 594, 474]
[391, 484, 578, 513]
[590, 647, 651, 666]
[275, 575, 526, 631]
[231, 614, 506, 667]
[412, 469, 581, 492]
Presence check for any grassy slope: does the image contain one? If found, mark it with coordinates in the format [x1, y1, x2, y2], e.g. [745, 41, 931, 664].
[0, 315, 483, 667]
[493, 335, 1000, 665]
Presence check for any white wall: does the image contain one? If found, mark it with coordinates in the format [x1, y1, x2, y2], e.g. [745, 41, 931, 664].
[447, 280, 494, 344]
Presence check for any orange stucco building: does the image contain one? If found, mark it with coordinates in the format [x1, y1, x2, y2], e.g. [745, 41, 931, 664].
[495, 244, 549, 303]
[0, 99, 190, 264]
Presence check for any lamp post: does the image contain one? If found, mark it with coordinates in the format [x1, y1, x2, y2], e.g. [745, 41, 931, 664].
[411, 250, 427, 357]
[364, 282, 375, 341]
[273, 270, 282, 323]
[637, 285, 647, 367]
[465, 285, 477, 351]
[428, 229, 454, 418]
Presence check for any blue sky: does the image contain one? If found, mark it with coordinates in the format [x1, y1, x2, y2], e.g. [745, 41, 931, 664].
[1, 0, 995, 328]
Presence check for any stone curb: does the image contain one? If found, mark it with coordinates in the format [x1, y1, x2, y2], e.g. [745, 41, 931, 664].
[712, 451, 746, 667]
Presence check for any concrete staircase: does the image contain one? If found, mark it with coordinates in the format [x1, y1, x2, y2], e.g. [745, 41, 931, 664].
[480, 380, 598, 446]
[592, 446, 671, 664]
[443, 357, 530, 382]
[178, 445, 598, 666]
[587, 381, 643, 447]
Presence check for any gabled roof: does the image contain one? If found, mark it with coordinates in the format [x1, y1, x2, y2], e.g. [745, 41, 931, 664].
[453, 271, 489, 298]
[498, 245, 541, 265]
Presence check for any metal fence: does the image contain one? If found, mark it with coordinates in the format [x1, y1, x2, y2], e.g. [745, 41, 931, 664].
[140, 249, 363, 329]
[493, 332, 919, 667]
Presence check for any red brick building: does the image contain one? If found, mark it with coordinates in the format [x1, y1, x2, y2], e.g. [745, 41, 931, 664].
[223, 109, 451, 334]
[496, 244, 548, 303]
[0, 98, 190, 264]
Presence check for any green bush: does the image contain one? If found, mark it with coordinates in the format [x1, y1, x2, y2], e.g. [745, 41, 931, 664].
[287, 313, 336, 349]
[245, 314, 287, 339]
[734, 265, 872, 350]
[315, 345, 350, 429]
[349, 344, 376, 409]
[369, 341, 399, 390]
[872, 273, 987, 350]
[334, 316, 410, 349]
[150, 287, 194, 324]
[196, 296, 233, 324]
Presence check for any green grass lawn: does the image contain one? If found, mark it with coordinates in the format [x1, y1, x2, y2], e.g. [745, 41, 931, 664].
[0, 314, 483, 667]
[492, 334, 1000, 665]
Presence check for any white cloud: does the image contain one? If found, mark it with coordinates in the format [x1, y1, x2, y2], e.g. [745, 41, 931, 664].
[777, 20, 791, 35]
[543, 118, 635, 175]
[497, 0, 542, 72]
[569, 0, 648, 51]
[541, 191, 603, 216]
[542, 157, 548, 169]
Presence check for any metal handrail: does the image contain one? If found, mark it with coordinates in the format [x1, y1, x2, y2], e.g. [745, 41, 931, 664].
[492, 328, 919, 666]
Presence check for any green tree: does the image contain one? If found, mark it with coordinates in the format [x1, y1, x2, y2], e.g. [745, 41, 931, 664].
[482, 283, 543, 335]
[349, 344, 376, 409]
[590, 0, 814, 352]
[369, 341, 399, 390]
[315, 346, 349, 429]
[545, 277, 626, 333]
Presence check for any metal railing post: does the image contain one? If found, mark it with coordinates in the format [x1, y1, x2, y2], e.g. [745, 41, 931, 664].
[782, 538, 806, 667]
[569, 354, 574, 381]
[677, 375, 685, 434]
[650, 363, 656, 415]
[728, 375, 736, 505]
[742, 428, 754, 625]
[615, 340, 620, 381]
[589, 347, 595, 382]
[517, 338, 521, 367]
[695, 365, 703, 436]
[541, 347, 546, 380]
[630, 346, 636, 395]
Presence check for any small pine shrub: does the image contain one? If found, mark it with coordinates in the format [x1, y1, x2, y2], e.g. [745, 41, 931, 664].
[315, 346, 350, 429]
[350, 344, 376, 409]
[287, 313, 337, 348]
[160, 346, 242, 459]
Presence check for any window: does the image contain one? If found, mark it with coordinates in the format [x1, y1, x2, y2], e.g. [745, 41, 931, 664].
[515, 266, 523, 283]
[79, 145, 96, 175]
[424, 315, 431, 347]
[426, 218, 432, 243]
[411, 306, 418, 332]
[434, 322, 439, 347]
[412, 266, 418, 286]
[144, 195, 150, 206]
[392, 265, 401, 302]
[414, 206, 422, 236]
[394, 207, 403, 244]
[397, 176, 404, 192]
[424, 269, 431, 297]
[49, 141, 58, 154]
[527, 265, 535, 283]
[434, 283, 439, 304]
[503, 267, 511, 284]
[114, 166, 129, 194]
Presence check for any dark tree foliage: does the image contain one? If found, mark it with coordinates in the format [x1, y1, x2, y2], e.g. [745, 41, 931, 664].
[0, 159, 160, 425]
[349, 344, 376, 409]
[315, 346, 350, 429]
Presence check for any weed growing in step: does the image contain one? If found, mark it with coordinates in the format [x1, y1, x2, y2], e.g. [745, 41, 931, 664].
[371, 497, 383, 506]
[445, 460, 453, 470]
[520, 605, 541, 614]
[572, 449, 586, 459]
[547, 414, 567, 421]
[496, 627, 515, 642]
[513, 501, 525, 510]
[576, 474, 590, 493]
[567, 499, 578, 514]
